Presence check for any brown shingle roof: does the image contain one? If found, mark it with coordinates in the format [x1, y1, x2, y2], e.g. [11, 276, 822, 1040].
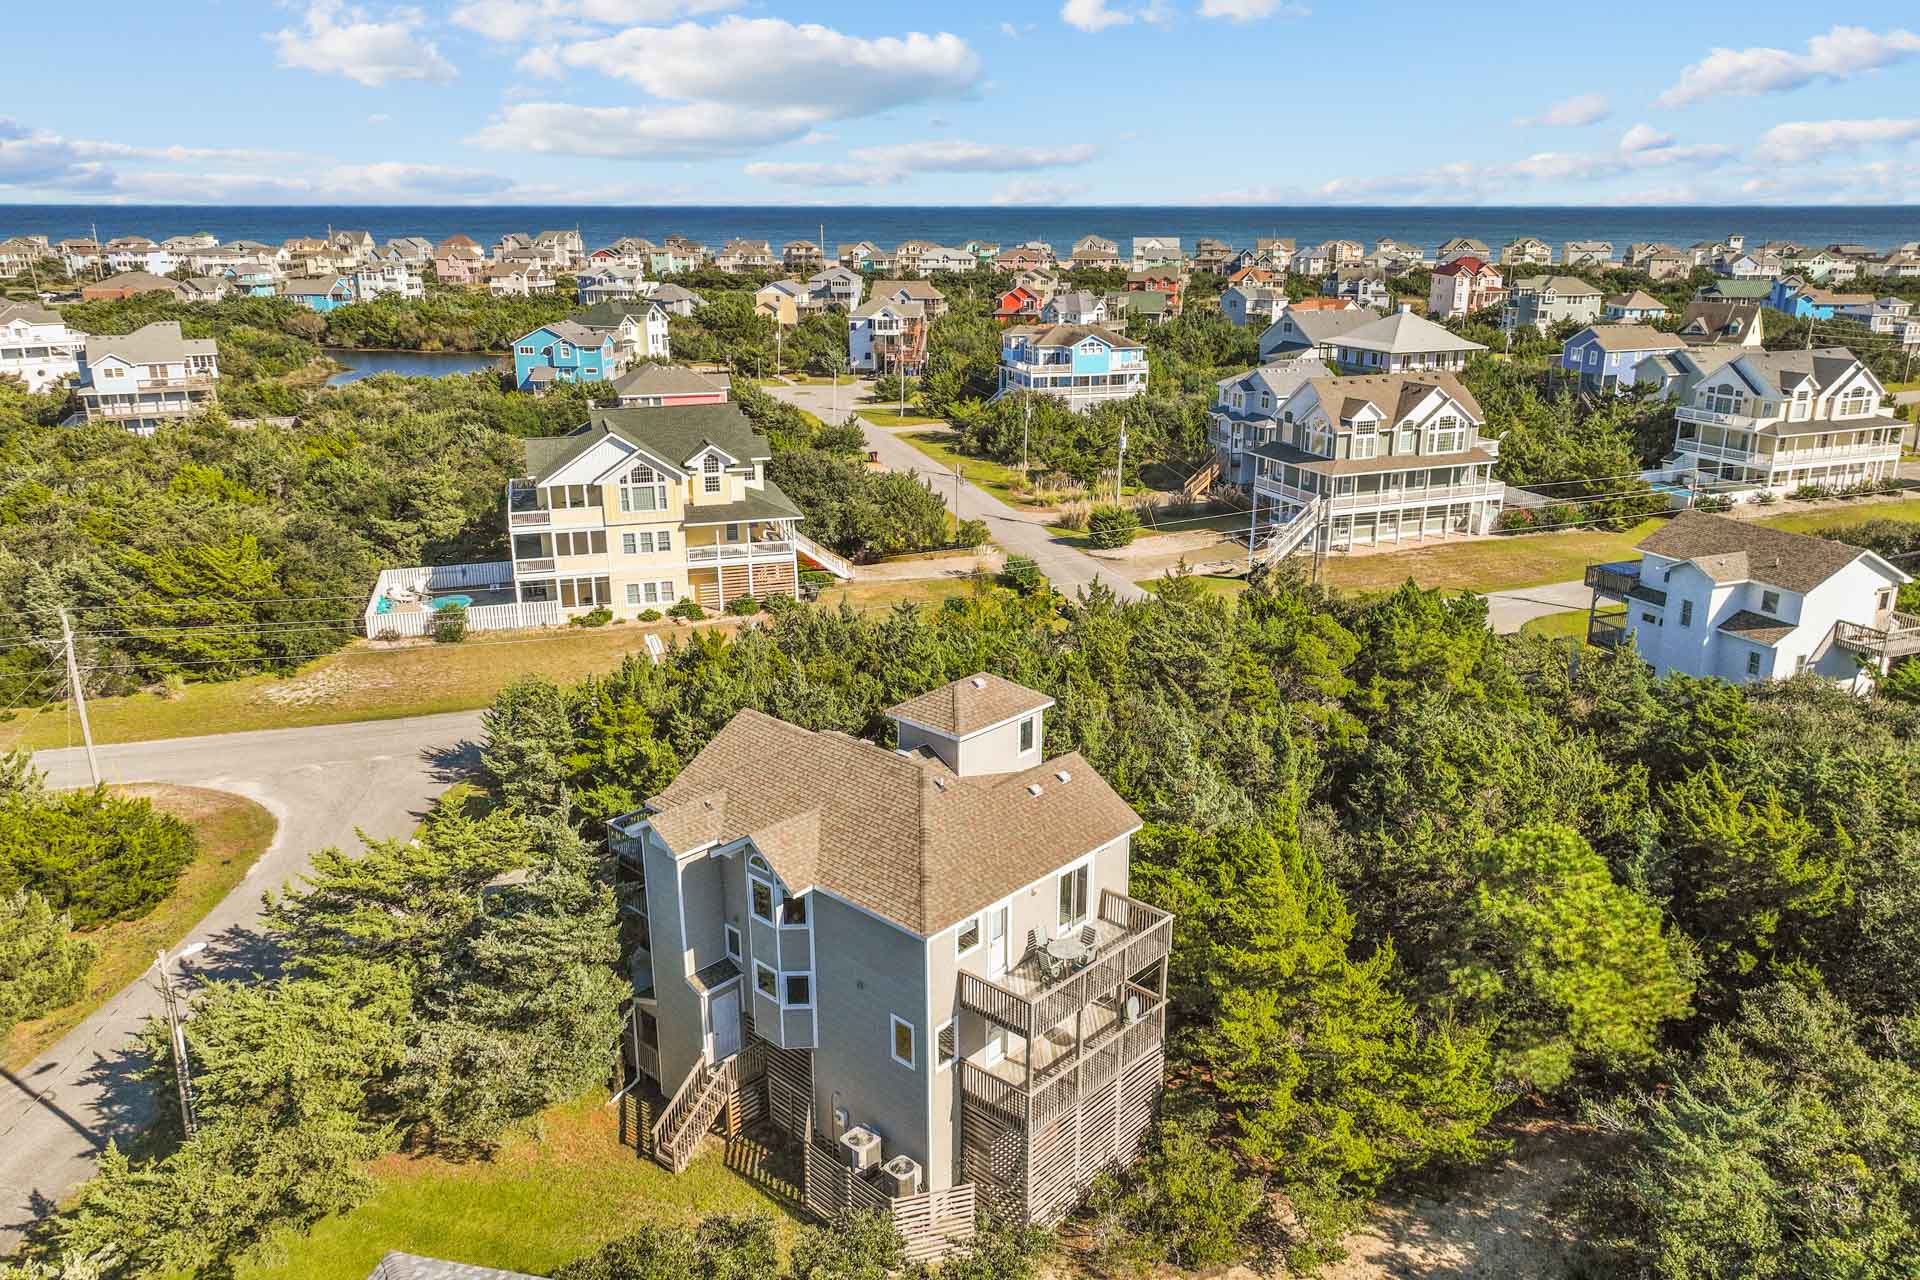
[1302, 370, 1485, 425]
[887, 672, 1053, 736]
[1717, 610, 1796, 646]
[645, 693, 1139, 936]
[1637, 512, 1868, 593]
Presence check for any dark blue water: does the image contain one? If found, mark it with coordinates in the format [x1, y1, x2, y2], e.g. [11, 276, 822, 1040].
[326, 349, 501, 385]
[8, 204, 1919, 256]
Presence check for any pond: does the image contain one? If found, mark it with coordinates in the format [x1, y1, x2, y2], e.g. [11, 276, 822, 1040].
[326, 349, 503, 385]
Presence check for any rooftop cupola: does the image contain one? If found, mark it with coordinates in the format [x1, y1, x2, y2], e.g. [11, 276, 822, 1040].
[884, 673, 1055, 778]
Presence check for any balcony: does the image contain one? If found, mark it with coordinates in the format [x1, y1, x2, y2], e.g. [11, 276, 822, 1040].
[958, 981, 1166, 1130]
[1588, 613, 1629, 649]
[957, 891, 1171, 1041]
[1585, 560, 1643, 598]
[1676, 405, 1759, 429]
[514, 557, 556, 574]
[1835, 613, 1920, 661]
[510, 510, 552, 528]
[686, 539, 795, 565]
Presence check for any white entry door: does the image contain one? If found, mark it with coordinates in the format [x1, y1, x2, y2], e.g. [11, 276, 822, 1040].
[987, 904, 1009, 978]
[710, 986, 742, 1061]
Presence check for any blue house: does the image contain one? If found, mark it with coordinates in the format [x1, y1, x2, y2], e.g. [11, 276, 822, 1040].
[280, 275, 354, 312]
[1560, 324, 1688, 396]
[511, 320, 616, 393]
[1767, 279, 1875, 320]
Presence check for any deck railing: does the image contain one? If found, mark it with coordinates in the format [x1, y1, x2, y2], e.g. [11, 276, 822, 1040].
[1584, 562, 1642, 597]
[956, 891, 1172, 1040]
[958, 991, 1167, 1128]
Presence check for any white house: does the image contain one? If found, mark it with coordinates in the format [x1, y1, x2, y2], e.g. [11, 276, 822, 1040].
[352, 262, 425, 301]
[847, 298, 927, 375]
[1585, 513, 1914, 687]
[1220, 284, 1289, 328]
[0, 302, 86, 393]
[1131, 236, 1183, 271]
[75, 321, 219, 434]
[1664, 347, 1903, 495]
[1206, 359, 1330, 486]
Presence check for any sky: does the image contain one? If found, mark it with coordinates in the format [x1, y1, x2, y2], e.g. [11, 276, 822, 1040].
[4, 2, 1920, 206]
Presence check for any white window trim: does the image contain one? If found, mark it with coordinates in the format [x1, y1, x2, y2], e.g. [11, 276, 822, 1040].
[783, 969, 814, 1009]
[889, 1014, 916, 1069]
[1018, 714, 1039, 756]
[778, 890, 811, 931]
[754, 959, 779, 1001]
[955, 914, 983, 958]
[1055, 852, 1094, 937]
[935, 1018, 956, 1072]
[724, 923, 742, 959]
[748, 874, 777, 925]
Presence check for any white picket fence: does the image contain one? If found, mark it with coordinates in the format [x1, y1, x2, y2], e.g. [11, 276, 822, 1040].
[364, 561, 561, 639]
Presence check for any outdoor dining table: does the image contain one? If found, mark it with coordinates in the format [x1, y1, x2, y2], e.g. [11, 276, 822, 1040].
[1045, 935, 1095, 970]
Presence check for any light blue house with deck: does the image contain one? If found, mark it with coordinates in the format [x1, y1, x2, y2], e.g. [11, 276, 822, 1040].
[992, 322, 1149, 412]
[511, 320, 616, 393]
[280, 275, 354, 312]
[1561, 324, 1689, 396]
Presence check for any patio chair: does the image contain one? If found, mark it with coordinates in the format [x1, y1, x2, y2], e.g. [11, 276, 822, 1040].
[1079, 924, 1097, 951]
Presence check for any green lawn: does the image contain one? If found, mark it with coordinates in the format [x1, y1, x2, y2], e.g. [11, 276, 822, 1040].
[816, 576, 982, 611]
[895, 430, 1037, 507]
[4, 785, 278, 1071]
[1134, 499, 1920, 602]
[1519, 610, 1593, 641]
[0, 621, 732, 753]
[231, 1092, 799, 1280]
[856, 406, 946, 427]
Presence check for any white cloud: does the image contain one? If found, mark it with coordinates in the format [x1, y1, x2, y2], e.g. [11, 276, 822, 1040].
[323, 162, 517, 196]
[470, 101, 820, 157]
[266, 1, 456, 87]
[1062, 0, 1133, 32]
[990, 179, 1090, 205]
[367, 113, 391, 124]
[1658, 25, 1920, 108]
[1754, 117, 1920, 163]
[744, 140, 1097, 187]
[1515, 92, 1611, 128]
[1618, 123, 1671, 152]
[534, 18, 977, 110]
[470, 18, 982, 158]
[1311, 131, 1733, 202]
[450, 0, 739, 43]
[1197, 0, 1310, 19]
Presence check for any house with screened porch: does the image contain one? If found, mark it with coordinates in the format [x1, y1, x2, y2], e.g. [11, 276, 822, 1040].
[608, 673, 1172, 1244]
[506, 402, 850, 616]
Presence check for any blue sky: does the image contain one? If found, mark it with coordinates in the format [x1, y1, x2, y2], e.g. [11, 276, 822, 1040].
[4, 2, 1920, 205]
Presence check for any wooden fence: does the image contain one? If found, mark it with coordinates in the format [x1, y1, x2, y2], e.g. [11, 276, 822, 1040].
[801, 1142, 979, 1263]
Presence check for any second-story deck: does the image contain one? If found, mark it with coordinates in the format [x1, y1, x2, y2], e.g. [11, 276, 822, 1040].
[957, 890, 1171, 1040]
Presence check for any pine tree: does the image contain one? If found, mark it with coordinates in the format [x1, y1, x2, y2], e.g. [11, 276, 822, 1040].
[0, 889, 97, 1038]
[481, 675, 577, 817]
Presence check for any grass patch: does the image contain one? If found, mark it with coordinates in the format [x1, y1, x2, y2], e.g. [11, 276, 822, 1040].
[1519, 610, 1594, 641]
[816, 576, 983, 612]
[856, 406, 945, 427]
[894, 430, 1035, 507]
[1320, 520, 1666, 596]
[4, 785, 277, 1071]
[1757, 498, 1920, 535]
[232, 1091, 799, 1280]
[0, 622, 720, 753]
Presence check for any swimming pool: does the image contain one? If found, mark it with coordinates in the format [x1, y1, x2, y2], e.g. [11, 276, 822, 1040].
[373, 592, 475, 614]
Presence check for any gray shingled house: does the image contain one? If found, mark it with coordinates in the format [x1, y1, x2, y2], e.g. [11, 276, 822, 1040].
[610, 673, 1171, 1240]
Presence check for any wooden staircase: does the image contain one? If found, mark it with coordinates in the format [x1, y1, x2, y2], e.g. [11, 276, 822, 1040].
[651, 1055, 737, 1173]
[1182, 457, 1220, 500]
[792, 532, 856, 580]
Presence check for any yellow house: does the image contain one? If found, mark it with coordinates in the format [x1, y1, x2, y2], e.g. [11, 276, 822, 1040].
[753, 279, 806, 327]
[508, 404, 805, 614]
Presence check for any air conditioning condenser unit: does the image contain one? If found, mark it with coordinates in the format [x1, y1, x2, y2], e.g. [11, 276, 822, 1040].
[840, 1124, 882, 1172]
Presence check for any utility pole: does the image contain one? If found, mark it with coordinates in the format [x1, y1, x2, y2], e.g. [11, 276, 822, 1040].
[1022, 392, 1032, 476]
[155, 943, 205, 1137]
[1114, 430, 1128, 504]
[57, 608, 98, 787]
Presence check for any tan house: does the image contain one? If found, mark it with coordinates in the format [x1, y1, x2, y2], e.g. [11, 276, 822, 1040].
[613, 671, 1169, 1235]
[508, 403, 813, 615]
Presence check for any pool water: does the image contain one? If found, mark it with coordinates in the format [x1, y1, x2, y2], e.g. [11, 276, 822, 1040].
[373, 592, 475, 614]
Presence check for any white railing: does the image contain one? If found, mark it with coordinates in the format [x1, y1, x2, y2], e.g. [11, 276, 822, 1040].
[366, 600, 561, 639]
[686, 540, 794, 565]
[1676, 406, 1759, 429]
[363, 561, 518, 635]
[1771, 443, 1903, 464]
[791, 532, 855, 579]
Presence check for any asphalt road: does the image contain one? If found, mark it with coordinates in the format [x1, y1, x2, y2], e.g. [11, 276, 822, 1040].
[1, 710, 484, 1253]
[764, 380, 1150, 603]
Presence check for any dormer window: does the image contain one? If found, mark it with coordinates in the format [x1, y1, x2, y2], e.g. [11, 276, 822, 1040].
[1019, 715, 1037, 754]
[619, 463, 666, 513]
[703, 455, 723, 494]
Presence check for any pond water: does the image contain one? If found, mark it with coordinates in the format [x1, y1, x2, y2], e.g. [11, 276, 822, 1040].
[326, 349, 502, 385]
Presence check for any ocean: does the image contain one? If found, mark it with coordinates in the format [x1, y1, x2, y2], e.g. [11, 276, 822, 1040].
[5, 204, 1918, 257]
